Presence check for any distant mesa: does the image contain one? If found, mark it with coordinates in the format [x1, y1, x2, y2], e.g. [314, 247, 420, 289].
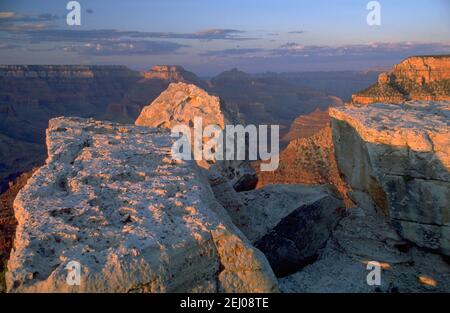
[352, 55, 450, 104]
[0, 65, 139, 79]
[142, 65, 207, 89]
[211, 68, 252, 82]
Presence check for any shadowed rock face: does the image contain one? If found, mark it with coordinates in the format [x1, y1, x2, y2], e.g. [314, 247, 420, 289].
[0, 169, 36, 292]
[330, 101, 450, 255]
[6, 117, 278, 293]
[352, 56, 450, 104]
[280, 191, 450, 293]
[239, 185, 344, 277]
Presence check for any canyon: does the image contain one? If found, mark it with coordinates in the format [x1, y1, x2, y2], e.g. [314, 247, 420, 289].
[0, 65, 367, 193]
[1, 55, 450, 292]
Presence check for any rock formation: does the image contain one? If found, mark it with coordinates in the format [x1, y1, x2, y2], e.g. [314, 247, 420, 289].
[280, 191, 450, 292]
[143, 65, 208, 89]
[6, 117, 278, 293]
[238, 185, 344, 277]
[136, 82, 257, 192]
[352, 56, 450, 104]
[254, 125, 353, 207]
[2, 59, 449, 293]
[330, 101, 450, 255]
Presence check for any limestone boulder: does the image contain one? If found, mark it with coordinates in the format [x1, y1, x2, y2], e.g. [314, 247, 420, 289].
[6, 117, 278, 293]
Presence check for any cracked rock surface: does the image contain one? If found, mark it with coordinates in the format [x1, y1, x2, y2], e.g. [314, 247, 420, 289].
[6, 117, 278, 293]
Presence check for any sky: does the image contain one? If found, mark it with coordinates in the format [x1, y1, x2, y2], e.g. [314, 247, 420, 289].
[0, 0, 449, 75]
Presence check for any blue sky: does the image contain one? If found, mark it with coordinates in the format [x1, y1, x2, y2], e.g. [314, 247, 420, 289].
[0, 0, 449, 75]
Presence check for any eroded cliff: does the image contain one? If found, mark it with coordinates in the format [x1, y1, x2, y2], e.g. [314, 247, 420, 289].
[352, 56, 450, 104]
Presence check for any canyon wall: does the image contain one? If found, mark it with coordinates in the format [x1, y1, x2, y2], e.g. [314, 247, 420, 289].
[352, 56, 450, 104]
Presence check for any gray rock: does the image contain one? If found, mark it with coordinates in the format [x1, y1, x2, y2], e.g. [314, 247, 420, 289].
[330, 101, 450, 255]
[279, 191, 450, 293]
[240, 185, 344, 277]
[6, 117, 278, 293]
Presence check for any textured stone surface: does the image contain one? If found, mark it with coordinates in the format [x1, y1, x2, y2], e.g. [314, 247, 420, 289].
[330, 101, 450, 255]
[238, 185, 344, 277]
[280, 191, 450, 293]
[6, 117, 278, 293]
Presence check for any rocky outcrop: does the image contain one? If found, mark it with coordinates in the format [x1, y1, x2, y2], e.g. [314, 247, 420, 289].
[330, 101, 450, 255]
[280, 191, 450, 292]
[254, 125, 353, 207]
[352, 55, 450, 104]
[6, 117, 278, 293]
[239, 185, 344, 277]
[136, 82, 236, 129]
[136, 82, 257, 192]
